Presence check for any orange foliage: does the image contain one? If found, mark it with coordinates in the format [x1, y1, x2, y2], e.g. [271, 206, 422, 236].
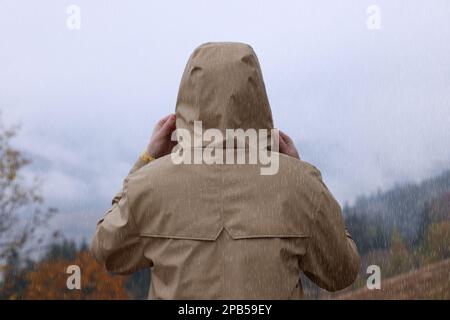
[25, 251, 128, 300]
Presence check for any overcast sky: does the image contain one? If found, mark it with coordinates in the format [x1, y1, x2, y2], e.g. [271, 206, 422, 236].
[1, 1, 450, 240]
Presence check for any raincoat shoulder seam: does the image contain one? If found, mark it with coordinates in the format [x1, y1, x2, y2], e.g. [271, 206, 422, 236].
[138, 226, 223, 241]
[124, 179, 140, 234]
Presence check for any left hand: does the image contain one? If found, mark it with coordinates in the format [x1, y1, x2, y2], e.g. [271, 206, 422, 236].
[146, 114, 177, 158]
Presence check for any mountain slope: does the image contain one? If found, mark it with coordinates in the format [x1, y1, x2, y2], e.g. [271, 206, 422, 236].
[332, 258, 450, 300]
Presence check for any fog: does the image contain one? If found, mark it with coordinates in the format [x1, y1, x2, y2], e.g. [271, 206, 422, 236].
[1, 0, 449, 239]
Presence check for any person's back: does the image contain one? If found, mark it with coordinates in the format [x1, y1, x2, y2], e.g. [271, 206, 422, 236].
[92, 42, 360, 299]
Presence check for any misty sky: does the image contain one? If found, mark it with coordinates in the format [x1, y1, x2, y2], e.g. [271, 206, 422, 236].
[1, 1, 450, 240]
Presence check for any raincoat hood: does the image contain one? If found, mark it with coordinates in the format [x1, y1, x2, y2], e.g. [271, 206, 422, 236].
[175, 42, 274, 136]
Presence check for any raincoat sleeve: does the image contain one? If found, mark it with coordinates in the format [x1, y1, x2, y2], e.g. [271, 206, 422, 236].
[300, 173, 361, 292]
[91, 158, 151, 274]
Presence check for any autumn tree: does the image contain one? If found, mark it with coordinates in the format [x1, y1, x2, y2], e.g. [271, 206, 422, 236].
[419, 222, 450, 265]
[0, 249, 33, 299]
[25, 250, 129, 300]
[0, 114, 56, 261]
[0, 113, 56, 299]
[385, 229, 415, 277]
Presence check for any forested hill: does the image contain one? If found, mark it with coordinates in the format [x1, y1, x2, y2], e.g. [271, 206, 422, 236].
[343, 169, 450, 254]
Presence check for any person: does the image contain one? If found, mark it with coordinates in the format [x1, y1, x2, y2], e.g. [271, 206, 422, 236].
[91, 42, 360, 299]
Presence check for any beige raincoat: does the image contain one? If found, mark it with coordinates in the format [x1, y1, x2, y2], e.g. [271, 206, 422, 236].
[92, 42, 360, 299]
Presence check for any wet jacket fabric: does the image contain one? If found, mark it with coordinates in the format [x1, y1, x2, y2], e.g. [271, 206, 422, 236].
[91, 42, 360, 299]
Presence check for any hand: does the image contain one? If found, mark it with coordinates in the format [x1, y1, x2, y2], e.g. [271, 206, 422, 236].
[278, 130, 300, 159]
[146, 114, 177, 159]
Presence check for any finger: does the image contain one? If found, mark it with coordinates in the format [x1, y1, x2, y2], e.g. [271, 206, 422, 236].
[279, 130, 293, 145]
[274, 128, 285, 143]
[278, 134, 288, 151]
[156, 114, 173, 128]
[159, 114, 176, 136]
[278, 130, 288, 141]
[277, 130, 288, 144]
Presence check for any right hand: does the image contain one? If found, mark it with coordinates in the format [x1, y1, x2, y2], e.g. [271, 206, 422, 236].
[278, 130, 300, 159]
